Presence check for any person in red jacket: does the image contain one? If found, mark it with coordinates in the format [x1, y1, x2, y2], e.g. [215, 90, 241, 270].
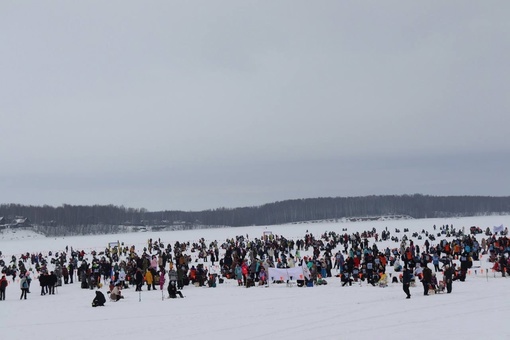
[189, 266, 197, 284]
[241, 261, 249, 286]
[0, 275, 8, 300]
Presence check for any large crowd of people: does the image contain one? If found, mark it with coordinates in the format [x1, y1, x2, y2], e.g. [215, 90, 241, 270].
[0, 223, 508, 303]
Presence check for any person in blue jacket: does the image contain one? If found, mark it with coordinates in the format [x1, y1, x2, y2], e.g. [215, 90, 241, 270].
[20, 274, 29, 300]
[432, 253, 440, 272]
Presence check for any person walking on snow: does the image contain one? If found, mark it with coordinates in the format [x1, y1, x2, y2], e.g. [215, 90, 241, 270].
[402, 266, 412, 299]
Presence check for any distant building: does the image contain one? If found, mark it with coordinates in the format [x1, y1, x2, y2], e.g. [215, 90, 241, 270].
[11, 217, 31, 228]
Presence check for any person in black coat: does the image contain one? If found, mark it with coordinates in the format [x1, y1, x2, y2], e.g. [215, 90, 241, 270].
[341, 271, 352, 286]
[92, 290, 106, 307]
[499, 255, 507, 277]
[167, 281, 184, 298]
[39, 273, 48, 295]
[421, 265, 432, 296]
[135, 268, 144, 291]
[48, 271, 58, 295]
[459, 252, 470, 281]
[443, 264, 454, 293]
[402, 266, 412, 299]
[68, 263, 75, 284]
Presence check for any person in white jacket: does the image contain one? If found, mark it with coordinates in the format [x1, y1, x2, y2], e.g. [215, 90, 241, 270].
[118, 268, 126, 287]
[110, 284, 123, 301]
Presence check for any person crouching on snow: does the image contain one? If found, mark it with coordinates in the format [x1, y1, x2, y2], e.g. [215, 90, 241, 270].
[110, 283, 124, 301]
[167, 281, 184, 298]
[92, 290, 106, 307]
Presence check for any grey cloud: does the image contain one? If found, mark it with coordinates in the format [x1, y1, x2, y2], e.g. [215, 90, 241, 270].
[1, 1, 509, 210]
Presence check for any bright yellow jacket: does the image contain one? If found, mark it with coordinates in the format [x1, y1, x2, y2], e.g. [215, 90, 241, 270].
[145, 270, 153, 284]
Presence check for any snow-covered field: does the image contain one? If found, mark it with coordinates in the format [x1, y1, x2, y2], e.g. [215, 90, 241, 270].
[1, 216, 509, 340]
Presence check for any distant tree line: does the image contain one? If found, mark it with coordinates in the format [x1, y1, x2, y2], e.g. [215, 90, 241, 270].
[1, 195, 509, 235]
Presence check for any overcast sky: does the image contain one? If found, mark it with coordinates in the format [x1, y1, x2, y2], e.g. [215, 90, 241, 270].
[1, 1, 509, 212]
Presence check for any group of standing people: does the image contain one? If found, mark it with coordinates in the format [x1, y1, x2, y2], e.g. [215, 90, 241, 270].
[0, 269, 61, 301]
[402, 262, 455, 299]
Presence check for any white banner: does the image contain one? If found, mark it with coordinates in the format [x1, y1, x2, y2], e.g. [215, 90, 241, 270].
[268, 266, 307, 281]
[493, 225, 504, 233]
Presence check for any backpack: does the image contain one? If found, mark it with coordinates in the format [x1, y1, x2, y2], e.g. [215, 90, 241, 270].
[0, 279, 7, 289]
